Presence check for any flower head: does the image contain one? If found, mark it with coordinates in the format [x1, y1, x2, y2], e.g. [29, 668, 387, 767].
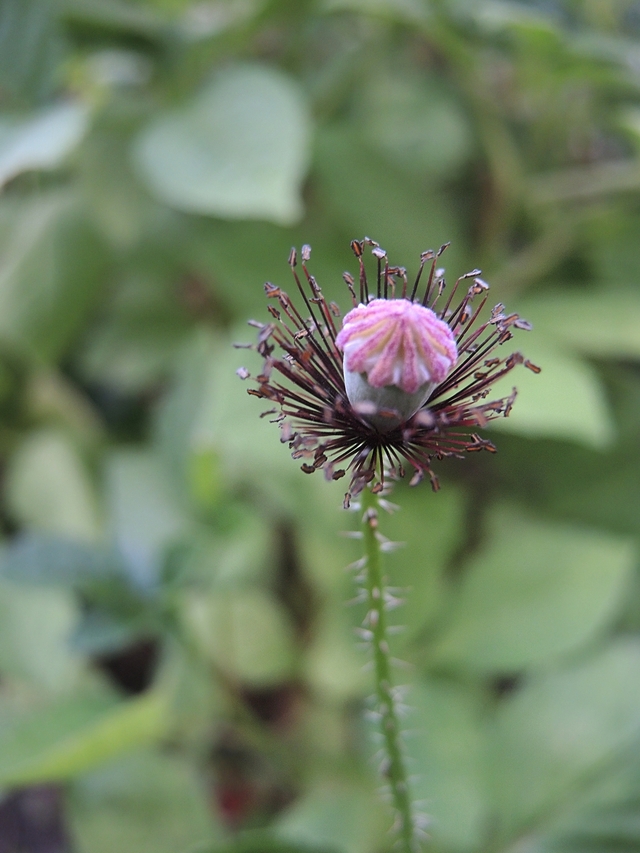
[237, 238, 537, 507]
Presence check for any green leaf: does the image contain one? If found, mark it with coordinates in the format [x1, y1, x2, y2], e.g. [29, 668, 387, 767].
[156, 329, 300, 508]
[303, 596, 370, 702]
[488, 639, 640, 838]
[0, 688, 169, 786]
[78, 269, 192, 393]
[409, 680, 486, 851]
[183, 216, 352, 321]
[133, 64, 312, 224]
[358, 68, 472, 178]
[314, 124, 465, 272]
[68, 750, 220, 853]
[472, 0, 561, 36]
[155, 329, 230, 509]
[0, 0, 64, 106]
[192, 833, 335, 853]
[274, 777, 388, 853]
[431, 504, 635, 672]
[6, 428, 102, 541]
[514, 746, 640, 853]
[105, 448, 191, 589]
[179, 511, 273, 589]
[78, 120, 158, 249]
[0, 101, 89, 187]
[0, 533, 125, 588]
[379, 483, 466, 643]
[488, 332, 616, 449]
[0, 192, 108, 362]
[62, 0, 168, 37]
[322, 0, 429, 25]
[181, 587, 295, 686]
[0, 578, 82, 691]
[519, 291, 640, 361]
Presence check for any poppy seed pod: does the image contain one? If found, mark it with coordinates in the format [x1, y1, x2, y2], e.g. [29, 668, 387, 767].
[336, 298, 458, 430]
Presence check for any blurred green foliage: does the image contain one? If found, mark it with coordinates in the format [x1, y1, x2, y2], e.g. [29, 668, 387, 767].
[1, 1, 640, 851]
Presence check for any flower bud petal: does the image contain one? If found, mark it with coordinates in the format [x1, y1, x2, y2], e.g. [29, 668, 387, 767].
[335, 298, 458, 429]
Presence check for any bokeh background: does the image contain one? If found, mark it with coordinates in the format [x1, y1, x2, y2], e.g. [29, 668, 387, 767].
[2, 1, 640, 851]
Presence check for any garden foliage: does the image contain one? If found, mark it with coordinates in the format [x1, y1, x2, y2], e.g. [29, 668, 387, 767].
[1, 1, 640, 851]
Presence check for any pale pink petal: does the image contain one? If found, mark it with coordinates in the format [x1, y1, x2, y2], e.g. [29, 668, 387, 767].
[335, 298, 457, 394]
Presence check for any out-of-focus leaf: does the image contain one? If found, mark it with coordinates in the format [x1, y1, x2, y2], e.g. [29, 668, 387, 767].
[409, 680, 486, 851]
[156, 329, 299, 508]
[192, 834, 335, 853]
[155, 329, 229, 509]
[519, 292, 640, 360]
[479, 361, 640, 538]
[0, 0, 64, 105]
[188, 446, 223, 515]
[359, 69, 472, 178]
[380, 483, 465, 643]
[0, 533, 124, 587]
[322, 0, 429, 25]
[133, 64, 312, 225]
[274, 777, 388, 853]
[26, 370, 104, 449]
[68, 750, 220, 853]
[472, 0, 560, 36]
[62, 0, 167, 37]
[78, 121, 157, 248]
[78, 269, 191, 393]
[182, 587, 295, 685]
[489, 332, 616, 448]
[0, 101, 89, 187]
[177, 0, 265, 41]
[584, 209, 640, 286]
[488, 639, 640, 838]
[154, 644, 221, 746]
[314, 124, 465, 272]
[184, 216, 349, 319]
[179, 511, 272, 589]
[0, 578, 82, 691]
[0, 192, 108, 363]
[511, 745, 640, 853]
[484, 430, 640, 538]
[6, 428, 102, 541]
[304, 603, 369, 702]
[0, 688, 168, 786]
[105, 449, 190, 590]
[0, 534, 149, 655]
[70, 610, 142, 657]
[430, 504, 635, 672]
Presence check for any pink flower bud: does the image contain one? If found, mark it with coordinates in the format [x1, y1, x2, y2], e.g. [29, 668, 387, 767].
[336, 298, 458, 429]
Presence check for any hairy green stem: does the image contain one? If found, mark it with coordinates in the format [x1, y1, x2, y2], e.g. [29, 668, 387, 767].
[360, 487, 415, 852]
